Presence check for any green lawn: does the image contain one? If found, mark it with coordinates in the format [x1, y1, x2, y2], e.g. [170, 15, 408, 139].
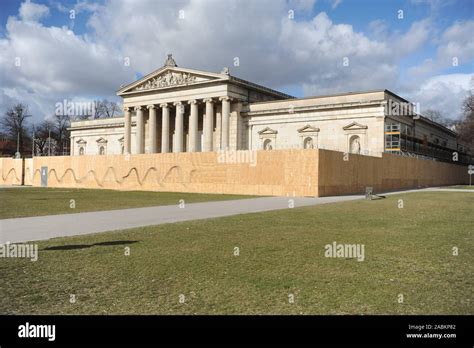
[0, 187, 254, 219]
[0, 192, 472, 315]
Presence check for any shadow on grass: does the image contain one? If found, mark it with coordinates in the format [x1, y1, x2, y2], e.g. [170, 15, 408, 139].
[43, 240, 138, 251]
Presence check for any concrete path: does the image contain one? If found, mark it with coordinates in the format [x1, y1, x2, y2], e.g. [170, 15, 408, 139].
[1, 186, 471, 244]
[423, 188, 474, 193]
[0, 195, 364, 244]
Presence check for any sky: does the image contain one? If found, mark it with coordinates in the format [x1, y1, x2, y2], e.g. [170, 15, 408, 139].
[0, 0, 473, 124]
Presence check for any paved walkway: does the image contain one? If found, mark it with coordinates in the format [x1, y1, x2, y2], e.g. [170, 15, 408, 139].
[1, 195, 365, 244]
[1, 187, 471, 244]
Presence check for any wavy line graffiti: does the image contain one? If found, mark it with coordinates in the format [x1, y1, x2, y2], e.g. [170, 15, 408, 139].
[1, 168, 21, 183]
[30, 165, 191, 188]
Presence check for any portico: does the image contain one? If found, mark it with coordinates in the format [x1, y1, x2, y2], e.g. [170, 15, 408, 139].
[116, 54, 290, 154]
[122, 96, 234, 154]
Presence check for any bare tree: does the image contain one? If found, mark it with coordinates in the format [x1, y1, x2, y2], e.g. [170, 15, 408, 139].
[54, 114, 71, 154]
[33, 120, 55, 155]
[0, 104, 31, 156]
[462, 90, 474, 114]
[457, 91, 474, 149]
[94, 99, 121, 118]
[423, 109, 451, 126]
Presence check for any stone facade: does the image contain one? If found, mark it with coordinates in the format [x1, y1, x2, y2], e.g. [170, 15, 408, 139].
[69, 55, 469, 160]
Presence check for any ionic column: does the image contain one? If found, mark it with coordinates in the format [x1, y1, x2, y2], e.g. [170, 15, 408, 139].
[147, 105, 157, 153]
[174, 101, 184, 153]
[203, 98, 214, 152]
[220, 96, 231, 150]
[160, 103, 170, 153]
[188, 100, 199, 152]
[135, 106, 144, 154]
[124, 107, 131, 154]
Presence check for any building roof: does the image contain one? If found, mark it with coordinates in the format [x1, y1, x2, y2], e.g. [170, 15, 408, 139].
[116, 54, 293, 100]
[78, 55, 459, 138]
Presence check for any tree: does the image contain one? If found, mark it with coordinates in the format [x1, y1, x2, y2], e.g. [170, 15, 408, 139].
[53, 114, 71, 154]
[0, 104, 31, 156]
[94, 99, 121, 119]
[33, 119, 55, 156]
[423, 109, 451, 127]
[457, 91, 474, 150]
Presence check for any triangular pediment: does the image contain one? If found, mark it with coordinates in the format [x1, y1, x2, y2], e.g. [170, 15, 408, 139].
[96, 137, 108, 143]
[343, 122, 368, 130]
[117, 67, 228, 95]
[76, 138, 87, 144]
[258, 127, 278, 135]
[297, 124, 320, 133]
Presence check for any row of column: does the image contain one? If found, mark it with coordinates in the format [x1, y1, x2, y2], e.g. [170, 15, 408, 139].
[123, 97, 232, 154]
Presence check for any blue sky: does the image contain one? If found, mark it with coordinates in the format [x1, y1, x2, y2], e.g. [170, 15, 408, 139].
[0, 0, 473, 122]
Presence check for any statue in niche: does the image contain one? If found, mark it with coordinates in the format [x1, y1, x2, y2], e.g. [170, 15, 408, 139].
[350, 136, 361, 154]
[264, 139, 273, 150]
[304, 137, 314, 149]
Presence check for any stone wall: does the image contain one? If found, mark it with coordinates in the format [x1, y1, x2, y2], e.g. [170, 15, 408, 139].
[0, 150, 469, 197]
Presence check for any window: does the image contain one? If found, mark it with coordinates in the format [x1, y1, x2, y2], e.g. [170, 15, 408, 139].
[99, 146, 105, 155]
[121, 145, 124, 154]
[385, 123, 400, 132]
[79, 147, 84, 155]
[385, 134, 400, 149]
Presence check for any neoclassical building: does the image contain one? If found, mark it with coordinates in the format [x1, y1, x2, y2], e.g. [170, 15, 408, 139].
[69, 55, 470, 161]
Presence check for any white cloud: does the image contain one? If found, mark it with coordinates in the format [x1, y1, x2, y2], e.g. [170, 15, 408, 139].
[19, 0, 49, 22]
[88, 1, 398, 95]
[0, 0, 471, 123]
[408, 20, 474, 79]
[331, 0, 342, 9]
[409, 74, 473, 119]
[1, 5, 133, 122]
[367, 19, 388, 39]
[396, 19, 432, 56]
[288, 0, 317, 12]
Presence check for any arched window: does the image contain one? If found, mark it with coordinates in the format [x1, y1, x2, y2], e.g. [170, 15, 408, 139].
[349, 135, 361, 154]
[79, 147, 84, 156]
[263, 139, 273, 150]
[303, 137, 314, 149]
[99, 146, 105, 155]
[121, 145, 125, 154]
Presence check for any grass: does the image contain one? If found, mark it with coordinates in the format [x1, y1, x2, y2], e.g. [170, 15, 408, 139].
[0, 191, 472, 315]
[0, 187, 254, 219]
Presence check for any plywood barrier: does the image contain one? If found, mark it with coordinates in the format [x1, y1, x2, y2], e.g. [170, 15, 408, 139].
[317, 149, 469, 196]
[23, 158, 34, 186]
[0, 158, 23, 185]
[0, 150, 468, 197]
[23, 150, 319, 197]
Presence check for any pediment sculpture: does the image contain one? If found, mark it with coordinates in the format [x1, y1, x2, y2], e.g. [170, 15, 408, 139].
[134, 71, 197, 91]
